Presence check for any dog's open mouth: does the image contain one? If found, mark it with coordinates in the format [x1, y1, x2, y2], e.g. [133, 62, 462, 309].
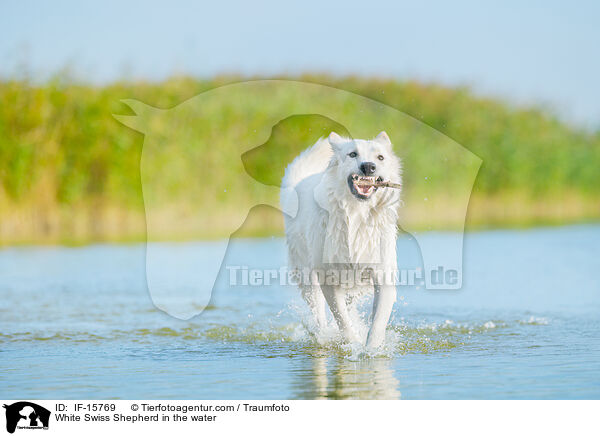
[347, 174, 383, 200]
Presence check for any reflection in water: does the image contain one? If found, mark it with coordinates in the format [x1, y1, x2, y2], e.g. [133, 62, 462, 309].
[293, 355, 400, 399]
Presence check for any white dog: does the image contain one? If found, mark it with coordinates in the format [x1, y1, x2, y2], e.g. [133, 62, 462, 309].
[281, 131, 402, 349]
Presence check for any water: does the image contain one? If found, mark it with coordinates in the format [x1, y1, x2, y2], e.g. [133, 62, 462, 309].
[1, 225, 599, 399]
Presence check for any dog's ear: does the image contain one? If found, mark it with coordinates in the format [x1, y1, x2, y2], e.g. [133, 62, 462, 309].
[328, 131, 345, 153]
[374, 131, 392, 148]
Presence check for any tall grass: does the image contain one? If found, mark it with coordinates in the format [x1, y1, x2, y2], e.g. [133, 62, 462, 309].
[0, 75, 598, 244]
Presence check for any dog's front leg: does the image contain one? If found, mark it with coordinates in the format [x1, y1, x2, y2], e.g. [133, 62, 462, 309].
[366, 282, 397, 349]
[301, 284, 327, 330]
[321, 284, 360, 343]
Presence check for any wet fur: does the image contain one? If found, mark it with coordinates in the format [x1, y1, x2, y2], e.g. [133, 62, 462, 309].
[281, 132, 402, 348]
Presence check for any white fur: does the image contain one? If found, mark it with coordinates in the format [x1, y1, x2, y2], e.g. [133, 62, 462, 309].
[281, 131, 402, 348]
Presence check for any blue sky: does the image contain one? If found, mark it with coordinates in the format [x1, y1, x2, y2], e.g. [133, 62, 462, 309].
[1, 0, 599, 128]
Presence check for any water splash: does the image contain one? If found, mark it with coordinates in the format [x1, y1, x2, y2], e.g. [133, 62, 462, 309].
[0, 313, 550, 363]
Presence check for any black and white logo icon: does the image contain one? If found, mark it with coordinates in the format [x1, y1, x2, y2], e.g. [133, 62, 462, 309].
[3, 402, 50, 434]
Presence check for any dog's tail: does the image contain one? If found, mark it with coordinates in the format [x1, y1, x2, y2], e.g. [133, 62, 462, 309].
[281, 137, 332, 189]
[280, 137, 332, 217]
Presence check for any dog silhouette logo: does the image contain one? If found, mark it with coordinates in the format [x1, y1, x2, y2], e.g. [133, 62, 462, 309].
[3, 402, 50, 434]
[114, 80, 481, 320]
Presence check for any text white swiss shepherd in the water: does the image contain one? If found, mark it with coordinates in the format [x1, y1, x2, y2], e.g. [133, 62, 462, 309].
[281, 131, 402, 349]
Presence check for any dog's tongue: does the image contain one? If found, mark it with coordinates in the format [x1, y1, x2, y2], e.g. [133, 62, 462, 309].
[358, 185, 371, 194]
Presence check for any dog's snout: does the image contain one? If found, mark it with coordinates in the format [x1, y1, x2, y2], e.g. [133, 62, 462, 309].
[360, 162, 376, 176]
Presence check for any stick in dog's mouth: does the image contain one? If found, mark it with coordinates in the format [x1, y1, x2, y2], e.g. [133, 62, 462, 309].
[350, 175, 379, 197]
[350, 174, 402, 193]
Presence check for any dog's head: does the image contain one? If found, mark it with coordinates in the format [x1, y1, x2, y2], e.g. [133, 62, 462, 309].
[327, 131, 402, 202]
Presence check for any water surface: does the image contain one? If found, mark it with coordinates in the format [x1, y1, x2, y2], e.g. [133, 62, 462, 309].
[1, 225, 599, 399]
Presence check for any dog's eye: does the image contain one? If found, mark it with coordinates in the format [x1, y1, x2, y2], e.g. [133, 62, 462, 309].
[348, 151, 358, 158]
[378, 155, 385, 161]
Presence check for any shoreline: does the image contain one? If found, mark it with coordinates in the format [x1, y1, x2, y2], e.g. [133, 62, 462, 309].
[2, 194, 598, 246]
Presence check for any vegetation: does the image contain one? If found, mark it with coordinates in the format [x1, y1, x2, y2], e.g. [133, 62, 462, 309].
[0, 74, 598, 245]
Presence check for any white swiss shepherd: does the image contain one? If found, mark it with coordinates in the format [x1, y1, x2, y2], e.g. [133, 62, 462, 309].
[281, 131, 402, 349]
